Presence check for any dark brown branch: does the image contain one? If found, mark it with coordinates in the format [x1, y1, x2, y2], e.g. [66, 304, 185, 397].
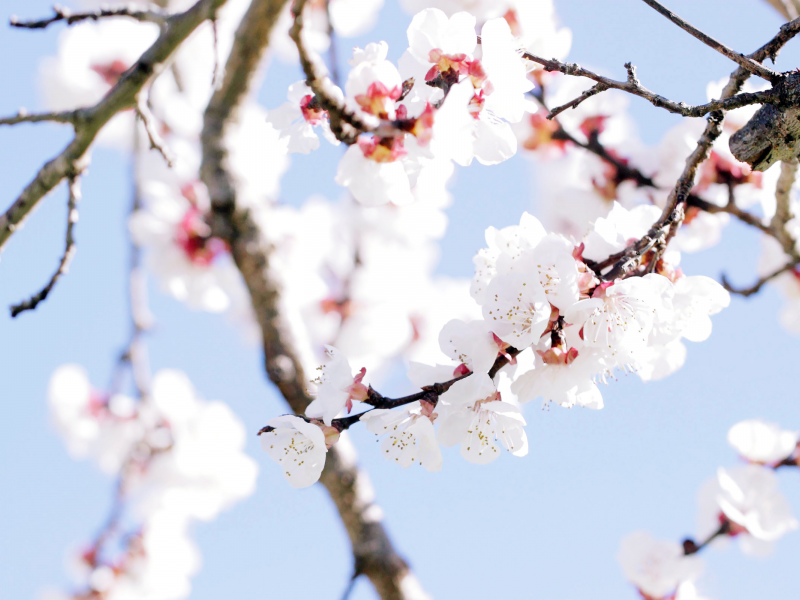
[10, 5, 168, 29]
[600, 16, 800, 280]
[289, 0, 370, 144]
[9, 175, 80, 317]
[524, 52, 775, 118]
[0, 0, 232, 253]
[685, 195, 773, 237]
[324, 347, 521, 433]
[547, 83, 608, 118]
[639, 0, 782, 82]
[722, 261, 799, 296]
[682, 520, 731, 555]
[200, 1, 427, 598]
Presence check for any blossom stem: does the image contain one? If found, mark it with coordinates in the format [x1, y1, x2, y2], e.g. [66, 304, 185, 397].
[682, 520, 730, 555]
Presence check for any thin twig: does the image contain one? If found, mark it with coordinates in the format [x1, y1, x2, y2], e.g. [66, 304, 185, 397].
[0, 109, 77, 126]
[685, 194, 773, 236]
[10, 5, 168, 29]
[639, 0, 782, 83]
[722, 261, 798, 296]
[128, 131, 153, 399]
[211, 17, 221, 89]
[135, 101, 174, 167]
[547, 83, 608, 118]
[324, 0, 341, 87]
[339, 570, 361, 600]
[10, 175, 80, 317]
[683, 520, 731, 555]
[524, 52, 775, 119]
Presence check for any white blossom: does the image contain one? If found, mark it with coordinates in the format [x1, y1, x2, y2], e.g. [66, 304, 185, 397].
[617, 531, 704, 600]
[260, 415, 328, 489]
[727, 419, 798, 465]
[436, 373, 527, 463]
[697, 465, 798, 555]
[361, 402, 442, 471]
[306, 346, 369, 426]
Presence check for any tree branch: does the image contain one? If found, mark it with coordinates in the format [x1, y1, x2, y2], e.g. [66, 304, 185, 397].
[135, 99, 174, 167]
[0, 109, 77, 126]
[639, 0, 782, 83]
[200, 1, 428, 598]
[723, 261, 799, 296]
[771, 158, 799, 259]
[0, 0, 230, 253]
[524, 52, 775, 119]
[289, 0, 371, 144]
[9, 175, 80, 317]
[9, 5, 168, 29]
[599, 16, 800, 280]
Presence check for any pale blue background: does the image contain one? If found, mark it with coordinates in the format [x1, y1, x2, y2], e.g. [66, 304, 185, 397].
[1, 1, 799, 599]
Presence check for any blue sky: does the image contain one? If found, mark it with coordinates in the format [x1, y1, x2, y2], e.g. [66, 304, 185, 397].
[1, 1, 799, 599]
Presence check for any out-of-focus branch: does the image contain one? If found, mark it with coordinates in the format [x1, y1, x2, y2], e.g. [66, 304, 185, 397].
[771, 158, 799, 259]
[9, 5, 168, 29]
[0, 109, 77, 126]
[764, 0, 800, 19]
[723, 158, 800, 297]
[686, 194, 773, 236]
[200, 2, 427, 598]
[9, 175, 80, 317]
[136, 100, 174, 167]
[0, 0, 230, 253]
[639, 0, 782, 82]
[722, 261, 799, 296]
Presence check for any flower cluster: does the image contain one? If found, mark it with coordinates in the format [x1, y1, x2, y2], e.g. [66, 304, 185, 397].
[262, 207, 730, 487]
[47, 366, 257, 599]
[617, 419, 798, 599]
[268, 8, 539, 206]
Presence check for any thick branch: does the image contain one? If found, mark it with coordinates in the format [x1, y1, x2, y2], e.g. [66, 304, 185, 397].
[640, 0, 782, 82]
[10, 175, 80, 316]
[0, 0, 230, 253]
[200, 2, 426, 598]
[10, 5, 167, 29]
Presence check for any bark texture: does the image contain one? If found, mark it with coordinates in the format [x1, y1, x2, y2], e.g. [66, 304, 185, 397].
[729, 74, 800, 171]
[200, 1, 428, 598]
